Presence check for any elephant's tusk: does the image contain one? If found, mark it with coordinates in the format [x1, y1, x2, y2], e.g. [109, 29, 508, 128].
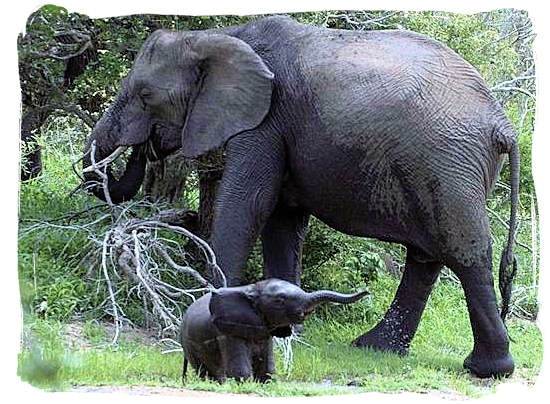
[83, 146, 128, 173]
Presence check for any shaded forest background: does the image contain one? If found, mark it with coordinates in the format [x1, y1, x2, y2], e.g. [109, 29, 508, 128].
[18, 6, 538, 338]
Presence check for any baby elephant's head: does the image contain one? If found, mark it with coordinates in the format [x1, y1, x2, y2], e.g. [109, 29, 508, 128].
[209, 278, 368, 340]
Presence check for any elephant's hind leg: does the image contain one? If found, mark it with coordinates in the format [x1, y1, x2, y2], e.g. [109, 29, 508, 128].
[446, 247, 514, 378]
[438, 196, 513, 378]
[353, 247, 442, 355]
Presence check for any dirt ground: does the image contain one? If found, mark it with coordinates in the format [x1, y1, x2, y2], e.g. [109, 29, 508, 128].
[70, 382, 539, 402]
[72, 385, 254, 397]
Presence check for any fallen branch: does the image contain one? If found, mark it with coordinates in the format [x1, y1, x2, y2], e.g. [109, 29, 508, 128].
[102, 231, 121, 344]
[20, 193, 225, 341]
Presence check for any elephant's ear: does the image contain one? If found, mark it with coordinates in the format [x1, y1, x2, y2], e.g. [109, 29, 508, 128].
[181, 34, 274, 158]
[209, 287, 269, 340]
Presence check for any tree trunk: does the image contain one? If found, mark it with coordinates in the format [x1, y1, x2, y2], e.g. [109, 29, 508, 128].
[20, 108, 48, 181]
[143, 149, 191, 203]
[143, 149, 224, 240]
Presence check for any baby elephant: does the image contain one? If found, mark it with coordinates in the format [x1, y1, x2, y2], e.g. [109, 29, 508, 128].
[179, 278, 367, 382]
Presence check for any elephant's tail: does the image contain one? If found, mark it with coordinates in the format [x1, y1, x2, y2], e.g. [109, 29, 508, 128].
[182, 356, 188, 384]
[497, 133, 520, 323]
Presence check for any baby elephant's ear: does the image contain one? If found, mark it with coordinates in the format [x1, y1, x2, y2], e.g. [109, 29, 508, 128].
[209, 288, 269, 340]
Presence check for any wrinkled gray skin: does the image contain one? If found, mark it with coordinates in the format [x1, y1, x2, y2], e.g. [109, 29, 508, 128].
[83, 16, 519, 378]
[179, 278, 368, 382]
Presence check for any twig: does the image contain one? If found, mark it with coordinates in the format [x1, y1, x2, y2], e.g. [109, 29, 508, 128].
[132, 231, 179, 327]
[490, 86, 535, 99]
[89, 140, 114, 208]
[19, 204, 105, 224]
[155, 244, 209, 288]
[102, 231, 120, 344]
[32, 252, 37, 298]
[30, 32, 92, 61]
[82, 146, 128, 174]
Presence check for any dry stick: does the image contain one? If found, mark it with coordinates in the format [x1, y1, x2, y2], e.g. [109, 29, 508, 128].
[83, 146, 128, 173]
[101, 231, 120, 344]
[159, 338, 184, 354]
[32, 252, 37, 298]
[137, 221, 226, 287]
[88, 140, 114, 208]
[20, 204, 106, 224]
[274, 337, 294, 375]
[155, 244, 209, 289]
[150, 272, 200, 302]
[490, 86, 535, 99]
[131, 231, 179, 328]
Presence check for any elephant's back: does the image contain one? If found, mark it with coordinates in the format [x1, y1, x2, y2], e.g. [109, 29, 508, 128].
[287, 29, 504, 248]
[292, 26, 503, 195]
[181, 294, 216, 341]
[297, 27, 496, 136]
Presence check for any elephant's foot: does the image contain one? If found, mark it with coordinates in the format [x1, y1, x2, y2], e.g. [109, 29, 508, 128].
[463, 348, 514, 379]
[352, 321, 411, 356]
[254, 372, 273, 383]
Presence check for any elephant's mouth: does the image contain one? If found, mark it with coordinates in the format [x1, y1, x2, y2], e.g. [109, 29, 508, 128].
[82, 141, 148, 204]
[82, 118, 183, 204]
[147, 122, 183, 161]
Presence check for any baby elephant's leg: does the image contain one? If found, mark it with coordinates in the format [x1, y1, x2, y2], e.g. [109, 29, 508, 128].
[219, 336, 254, 381]
[253, 338, 275, 382]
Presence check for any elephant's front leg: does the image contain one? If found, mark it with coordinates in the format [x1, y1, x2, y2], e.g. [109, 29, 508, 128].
[252, 338, 275, 382]
[209, 131, 286, 286]
[219, 337, 254, 381]
[354, 247, 442, 355]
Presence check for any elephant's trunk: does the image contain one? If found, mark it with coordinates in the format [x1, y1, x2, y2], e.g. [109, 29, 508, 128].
[305, 289, 368, 308]
[82, 101, 147, 204]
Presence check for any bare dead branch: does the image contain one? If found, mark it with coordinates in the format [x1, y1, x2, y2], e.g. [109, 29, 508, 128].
[490, 86, 535, 99]
[83, 146, 128, 173]
[154, 244, 209, 288]
[102, 230, 121, 344]
[326, 11, 401, 30]
[89, 140, 114, 208]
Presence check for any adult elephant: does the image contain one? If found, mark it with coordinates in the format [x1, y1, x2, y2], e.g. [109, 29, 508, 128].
[82, 16, 519, 378]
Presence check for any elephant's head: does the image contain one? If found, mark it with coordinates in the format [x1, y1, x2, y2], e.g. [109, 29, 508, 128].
[82, 29, 274, 203]
[209, 278, 368, 340]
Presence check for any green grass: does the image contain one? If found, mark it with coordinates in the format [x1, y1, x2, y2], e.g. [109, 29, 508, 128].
[17, 271, 542, 397]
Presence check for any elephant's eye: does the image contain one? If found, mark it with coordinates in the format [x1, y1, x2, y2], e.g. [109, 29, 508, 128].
[140, 88, 153, 102]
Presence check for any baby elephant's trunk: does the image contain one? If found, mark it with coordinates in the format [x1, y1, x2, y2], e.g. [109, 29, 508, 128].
[306, 289, 368, 308]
